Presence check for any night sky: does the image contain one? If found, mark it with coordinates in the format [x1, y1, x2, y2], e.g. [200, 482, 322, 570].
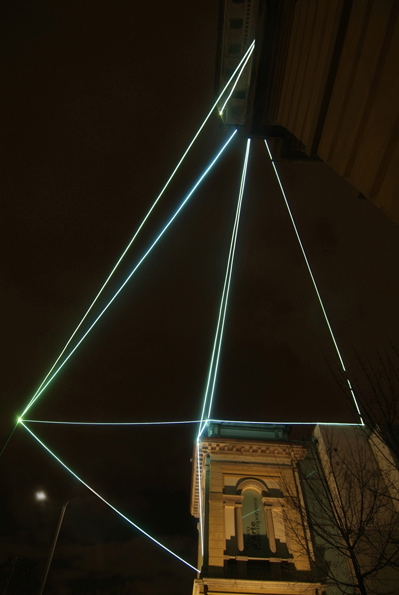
[1, 2, 399, 594]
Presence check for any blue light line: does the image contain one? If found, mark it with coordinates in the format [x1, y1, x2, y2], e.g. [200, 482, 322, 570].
[197, 419, 209, 440]
[198, 181, 240, 432]
[206, 139, 251, 421]
[22, 45, 254, 416]
[195, 141, 251, 553]
[208, 418, 363, 427]
[198, 139, 251, 437]
[21, 130, 238, 417]
[263, 140, 364, 425]
[21, 422, 200, 572]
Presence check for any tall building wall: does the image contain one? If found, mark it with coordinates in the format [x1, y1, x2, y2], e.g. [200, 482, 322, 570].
[276, 0, 399, 223]
[191, 422, 399, 594]
[309, 425, 399, 594]
[216, 0, 399, 223]
[191, 423, 324, 594]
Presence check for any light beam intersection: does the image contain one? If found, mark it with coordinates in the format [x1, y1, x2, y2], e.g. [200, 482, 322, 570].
[13, 49, 365, 576]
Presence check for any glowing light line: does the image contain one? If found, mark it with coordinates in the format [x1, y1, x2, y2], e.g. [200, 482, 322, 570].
[242, 508, 261, 520]
[20, 422, 200, 572]
[198, 139, 251, 437]
[20, 417, 363, 427]
[22, 419, 202, 426]
[195, 141, 252, 550]
[219, 47, 254, 115]
[206, 139, 251, 421]
[197, 419, 209, 440]
[208, 418, 363, 427]
[22, 45, 254, 416]
[198, 161, 243, 433]
[263, 140, 364, 425]
[0, 422, 18, 458]
[22, 130, 238, 417]
[195, 143, 252, 551]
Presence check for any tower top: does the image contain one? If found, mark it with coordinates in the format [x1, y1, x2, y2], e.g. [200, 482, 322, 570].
[191, 421, 317, 591]
[206, 422, 291, 441]
[191, 423, 307, 520]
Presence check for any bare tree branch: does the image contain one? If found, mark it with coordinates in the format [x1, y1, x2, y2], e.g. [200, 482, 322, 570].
[282, 426, 399, 595]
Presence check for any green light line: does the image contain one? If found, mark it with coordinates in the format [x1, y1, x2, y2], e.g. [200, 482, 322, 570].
[23, 42, 255, 416]
[21, 130, 238, 417]
[22, 419, 202, 426]
[0, 422, 18, 458]
[20, 422, 200, 572]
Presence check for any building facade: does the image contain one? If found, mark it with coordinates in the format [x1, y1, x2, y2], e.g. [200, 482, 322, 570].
[191, 422, 324, 594]
[310, 425, 399, 594]
[216, 0, 399, 223]
[191, 422, 399, 594]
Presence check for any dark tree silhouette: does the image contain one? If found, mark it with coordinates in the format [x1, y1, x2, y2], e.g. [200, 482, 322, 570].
[283, 425, 399, 595]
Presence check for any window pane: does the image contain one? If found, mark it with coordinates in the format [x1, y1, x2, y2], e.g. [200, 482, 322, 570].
[242, 489, 268, 556]
[230, 18, 244, 29]
[228, 43, 241, 54]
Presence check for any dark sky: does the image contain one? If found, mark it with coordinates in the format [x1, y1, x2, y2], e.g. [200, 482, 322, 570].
[1, 1, 399, 594]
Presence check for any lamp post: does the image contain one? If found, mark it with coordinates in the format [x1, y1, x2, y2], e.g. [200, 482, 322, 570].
[36, 493, 70, 595]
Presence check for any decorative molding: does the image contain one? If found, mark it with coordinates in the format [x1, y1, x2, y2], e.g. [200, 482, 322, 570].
[192, 577, 325, 594]
[191, 438, 307, 518]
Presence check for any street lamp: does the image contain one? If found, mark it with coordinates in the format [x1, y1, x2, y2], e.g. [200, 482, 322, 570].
[36, 495, 70, 595]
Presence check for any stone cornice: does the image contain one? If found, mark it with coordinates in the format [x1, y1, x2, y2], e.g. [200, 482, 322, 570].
[192, 577, 324, 594]
[199, 438, 307, 459]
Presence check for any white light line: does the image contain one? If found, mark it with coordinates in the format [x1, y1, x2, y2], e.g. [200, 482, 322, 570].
[22, 419, 202, 426]
[264, 140, 364, 425]
[242, 508, 261, 520]
[208, 418, 363, 427]
[197, 419, 210, 439]
[219, 47, 254, 115]
[206, 139, 251, 421]
[203, 202, 241, 426]
[21, 422, 200, 573]
[22, 131, 238, 417]
[198, 152, 244, 433]
[23, 44, 255, 415]
[198, 139, 251, 437]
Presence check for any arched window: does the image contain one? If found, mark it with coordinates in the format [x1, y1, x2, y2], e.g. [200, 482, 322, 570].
[242, 488, 269, 556]
[224, 477, 291, 559]
[238, 478, 290, 558]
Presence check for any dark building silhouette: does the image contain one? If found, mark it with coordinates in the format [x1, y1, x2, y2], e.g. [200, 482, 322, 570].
[216, 0, 399, 223]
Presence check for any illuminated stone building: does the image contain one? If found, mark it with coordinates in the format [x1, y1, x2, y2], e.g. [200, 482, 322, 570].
[203, 1, 399, 590]
[190, 423, 399, 594]
[191, 422, 325, 595]
[216, 0, 399, 223]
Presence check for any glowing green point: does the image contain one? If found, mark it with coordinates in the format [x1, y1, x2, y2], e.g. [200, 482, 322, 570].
[17, 416, 22, 424]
